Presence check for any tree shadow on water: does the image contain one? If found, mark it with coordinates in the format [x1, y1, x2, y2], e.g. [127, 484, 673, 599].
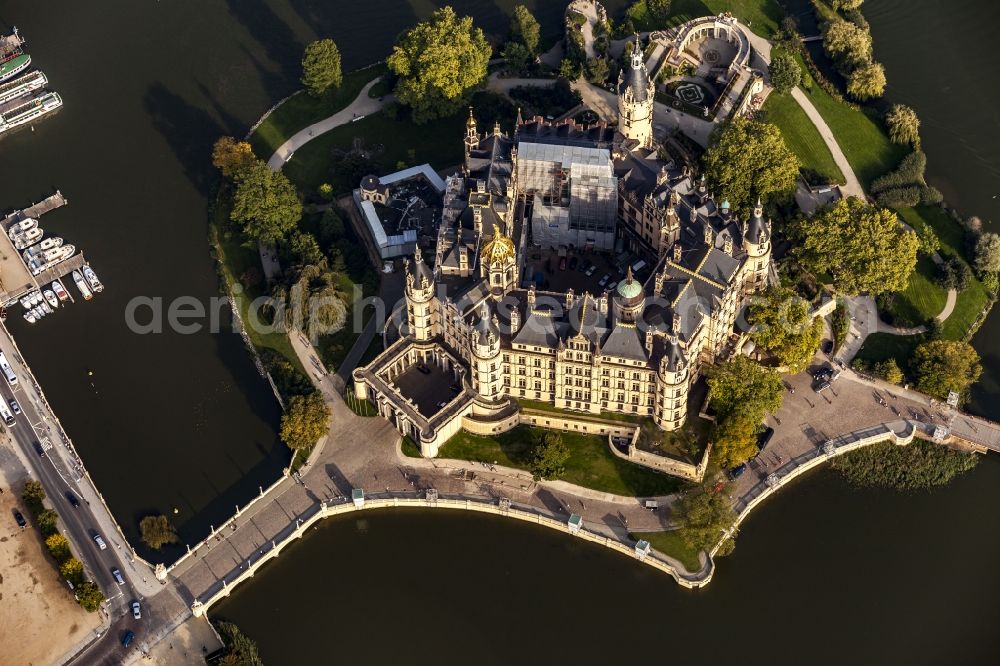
[143, 83, 224, 197]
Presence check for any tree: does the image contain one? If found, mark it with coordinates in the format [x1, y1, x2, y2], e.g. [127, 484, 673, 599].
[795, 197, 917, 296]
[287, 231, 323, 266]
[585, 56, 609, 84]
[965, 216, 983, 234]
[60, 558, 85, 586]
[647, 0, 673, 23]
[502, 41, 531, 75]
[387, 7, 492, 123]
[230, 162, 302, 245]
[874, 359, 904, 385]
[559, 58, 583, 80]
[510, 5, 541, 55]
[707, 356, 783, 468]
[673, 484, 736, 552]
[529, 431, 570, 480]
[139, 514, 179, 550]
[280, 391, 331, 451]
[885, 104, 920, 146]
[832, 0, 865, 10]
[21, 479, 46, 513]
[46, 533, 72, 563]
[301, 39, 343, 97]
[748, 287, 824, 372]
[768, 49, 801, 94]
[212, 137, 257, 179]
[847, 61, 886, 100]
[75, 580, 105, 612]
[912, 339, 982, 399]
[701, 117, 799, 216]
[37, 509, 59, 537]
[217, 622, 265, 666]
[915, 224, 939, 256]
[938, 256, 971, 290]
[974, 232, 1000, 273]
[822, 19, 872, 72]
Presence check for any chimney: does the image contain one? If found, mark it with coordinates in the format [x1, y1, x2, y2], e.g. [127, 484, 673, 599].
[704, 223, 713, 246]
[565, 288, 575, 310]
[510, 306, 521, 333]
[673, 243, 682, 263]
[476, 179, 486, 193]
[724, 234, 733, 255]
[672, 311, 682, 335]
[645, 329, 654, 353]
[598, 291, 608, 316]
[527, 285, 536, 312]
[473, 207, 482, 232]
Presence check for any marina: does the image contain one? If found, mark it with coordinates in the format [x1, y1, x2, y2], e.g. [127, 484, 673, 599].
[0, 191, 102, 323]
[0, 27, 62, 135]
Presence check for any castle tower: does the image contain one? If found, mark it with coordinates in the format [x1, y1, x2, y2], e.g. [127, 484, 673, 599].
[654, 335, 689, 431]
[743, 197, 772, 294]
[405, 245, 436, 341]
[613, 266, 645, 323]
[464, 107, 479, 174]
[480, 224, 517, 296]
[470, 302, 503, 400]
[617, 40, 656, 148]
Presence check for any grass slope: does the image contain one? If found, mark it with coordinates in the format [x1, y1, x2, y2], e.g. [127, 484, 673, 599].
[763, 91, 844, 184]
[438, 426, 684, 497]
[630, 530, 703, 572]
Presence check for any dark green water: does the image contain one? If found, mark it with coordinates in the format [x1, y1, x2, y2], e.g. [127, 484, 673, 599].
[1, 0, 998, 659]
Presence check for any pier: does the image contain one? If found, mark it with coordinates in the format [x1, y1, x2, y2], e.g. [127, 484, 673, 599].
[0, 190, 91, 308]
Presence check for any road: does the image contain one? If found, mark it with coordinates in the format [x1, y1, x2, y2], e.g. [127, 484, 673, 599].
[0, 323, 189, 663]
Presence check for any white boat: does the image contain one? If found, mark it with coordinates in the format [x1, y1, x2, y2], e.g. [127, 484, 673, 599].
[7, 217, 36, 239]
[14, 227, 42, 249]
[40, 301, 52, 315]
[35, 236, 63, 252]
[23, 310, 35, 324]
[82, 265, 103, 292]
[31, 305, 44, 319]
[43, 290, 58, 309]
[73, 270, 92, 300]
[30, 292, 42, 306]
[0, 90, 62, 134]
[52, 279, 68, 302]
[19, 294, 32, 309]
[28, 244, 75, 275]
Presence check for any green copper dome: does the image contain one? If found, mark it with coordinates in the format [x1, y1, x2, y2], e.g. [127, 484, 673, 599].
[617, 277, 643, 300]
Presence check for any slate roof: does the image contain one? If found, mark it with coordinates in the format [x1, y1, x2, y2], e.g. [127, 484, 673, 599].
[601, 323, 648, 361]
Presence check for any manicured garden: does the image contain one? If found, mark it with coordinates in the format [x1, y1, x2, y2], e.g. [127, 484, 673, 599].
[763, 90, 844, 185]
[630, 0, 783, 39]
[437, 426, 685, 497]
[630, 529, 703, 572]
[249, 64, 387, 159]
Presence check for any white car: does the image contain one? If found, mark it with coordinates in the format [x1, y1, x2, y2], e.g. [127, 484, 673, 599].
[131, 601, 141, 619]
[8, 398, 20, 414]
[94, 534, 107, 550]
[112, 568, 125, 585]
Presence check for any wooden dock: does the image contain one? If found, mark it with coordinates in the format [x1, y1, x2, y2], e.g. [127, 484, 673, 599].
[1, 190, 68, 227]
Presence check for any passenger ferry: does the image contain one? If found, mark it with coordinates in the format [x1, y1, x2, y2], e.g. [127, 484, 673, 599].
[0, 69, 46, 105]
[0, 53, 30, 83]
[0, 90, 62, 135]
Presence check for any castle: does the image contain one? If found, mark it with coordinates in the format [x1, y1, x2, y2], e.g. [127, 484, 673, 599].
[352, 47, 772, 460]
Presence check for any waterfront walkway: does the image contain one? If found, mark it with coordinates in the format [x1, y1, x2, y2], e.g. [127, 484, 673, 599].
[266, 78, 390, 170]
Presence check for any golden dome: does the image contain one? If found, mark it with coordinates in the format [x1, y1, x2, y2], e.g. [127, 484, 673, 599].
[482, 224, 515, 265]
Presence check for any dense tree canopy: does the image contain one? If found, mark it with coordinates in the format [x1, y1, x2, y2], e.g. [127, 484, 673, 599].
[795, 197, 917, 296]
[301, 39, 343, 97]
[75, 580, 105, 612]
[847, 61, 886, 100]
[510, 4, 541, 55]
[46, 533, 72, 562]
[748, 287, 824, 372]
[217, 622, 265, 666]
[139, 514, 179, 550]
[230, 162, 303, 245]
[701, 117, 799, 216]
[768, 49, 801, 94]
[60, 558, 85, 586]
[280, 391, 331, 452]
[822, 19, 872, 72]
[212, 137, 257, 179]
[387, 7, 492, 123]
[21, 479, 46, 513]
[974, 232, 1000, 273]
[912, 340, 982, 400]
[502, 41, 531, 74]
[529, 431, 570, 480]
[673, 483, 736, 552]
[707, 356, 783, 468]
[873, 359, 904, 385]
[833, 439, 978, 490]
[885, 104, 920, 146]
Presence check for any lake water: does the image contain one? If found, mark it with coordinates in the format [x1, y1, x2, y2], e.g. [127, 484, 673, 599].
[1, 0, 998, 658]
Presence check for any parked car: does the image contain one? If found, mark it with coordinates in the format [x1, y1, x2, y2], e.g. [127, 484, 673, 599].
[598, 274, 610, 288]
[132, 601, 141, 619]
[94, 534, 107, 550]
[112, 568, 125, 585]
[814, 380, 832, 394]
[8, 398, 20, 414]
[13, 509, 26, 529]
[585, 264, 597, 276]
[33, 441, 45, 457]
[728, 463, 747, 480]
[121, 631, 135, 648]
[65, 491, 81, 508]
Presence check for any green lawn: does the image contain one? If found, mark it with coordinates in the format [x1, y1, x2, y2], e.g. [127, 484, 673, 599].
[884, 255, 947, 327]
[249, 64, 388, 159]
[942, 277, 990, 341]
[281, 110, 465, 195]
[855, 332, 923, 374]
[517, 399, 645, 425]
[401, 435, 422, 458]
[633, 0, 782, 38]
[794, 54, 907, 189]
[764, 91, 844, 185]
[211, 198, 302, 372]
[438, 426, 685, 497]
[630, 530, 703, 572]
